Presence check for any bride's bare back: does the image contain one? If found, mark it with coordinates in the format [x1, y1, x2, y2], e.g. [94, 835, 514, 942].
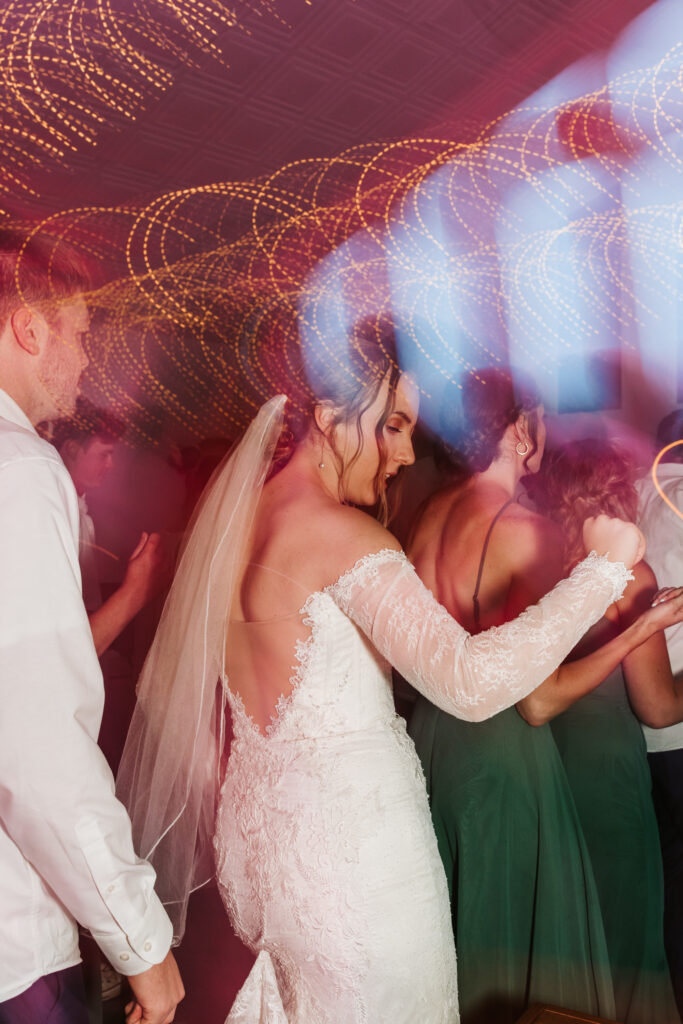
[223, 368, 419, 732]
[226, 464, 399, 733]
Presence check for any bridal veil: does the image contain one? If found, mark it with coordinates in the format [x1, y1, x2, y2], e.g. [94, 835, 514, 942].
[117, 395, 286, 941]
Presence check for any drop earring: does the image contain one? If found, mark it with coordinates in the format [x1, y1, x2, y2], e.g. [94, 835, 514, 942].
[319, 438, 326, 469]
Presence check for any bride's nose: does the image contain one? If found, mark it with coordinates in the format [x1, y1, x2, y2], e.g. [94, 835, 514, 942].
[399, 436, 416, 466]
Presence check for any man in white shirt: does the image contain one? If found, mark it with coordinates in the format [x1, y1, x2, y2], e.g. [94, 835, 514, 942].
[0, 229, 183, 1024]
[638, 407, 683, 1018]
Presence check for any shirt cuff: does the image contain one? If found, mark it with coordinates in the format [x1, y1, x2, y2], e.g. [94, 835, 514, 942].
[95, 889, 173, 976]
[578, 550, 634, 602]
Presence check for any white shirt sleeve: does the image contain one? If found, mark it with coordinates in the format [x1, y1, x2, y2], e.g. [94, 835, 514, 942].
[638, 470, 683, 752]
[329, 549, 632, 720]
[0, 455, 172, 974]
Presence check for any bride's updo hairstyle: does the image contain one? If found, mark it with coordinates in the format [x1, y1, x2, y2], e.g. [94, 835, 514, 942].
[448, 367, 541, 475]
[525, 439, 638, 570]
[275, 316, 402, 524]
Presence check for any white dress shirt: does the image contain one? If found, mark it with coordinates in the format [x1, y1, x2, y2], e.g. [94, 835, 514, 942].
[0, 388, 172, 1001]
[77, 493, 103, 614]
[638, 463, 683, 753]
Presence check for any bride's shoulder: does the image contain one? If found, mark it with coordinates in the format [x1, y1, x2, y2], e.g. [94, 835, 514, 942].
[309, 504, 403, 587]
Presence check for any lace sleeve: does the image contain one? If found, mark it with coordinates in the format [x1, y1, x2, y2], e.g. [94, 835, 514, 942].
[328, 549, 632, 721]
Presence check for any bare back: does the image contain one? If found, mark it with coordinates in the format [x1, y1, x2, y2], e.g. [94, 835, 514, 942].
[408, 479, 563, 634]
[225, 465, 398, 732]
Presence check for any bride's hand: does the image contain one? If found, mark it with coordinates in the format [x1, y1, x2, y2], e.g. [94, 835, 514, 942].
[582, 515, 645, 569]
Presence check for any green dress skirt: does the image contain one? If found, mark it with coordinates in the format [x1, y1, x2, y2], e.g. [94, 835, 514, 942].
[550, 665, 680, 1024]
[408, 698, 616, 1024]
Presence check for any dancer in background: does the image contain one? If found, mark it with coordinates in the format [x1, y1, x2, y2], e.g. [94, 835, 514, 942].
[54, 397, 172, 657]
[528, 439, 683, 1024]
[119, 322, 661, 1023]
[638, 408, 683, 1020]
[407, 368, 683, 1024]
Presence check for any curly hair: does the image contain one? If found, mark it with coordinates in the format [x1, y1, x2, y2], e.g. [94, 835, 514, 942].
[270, 315, 403, 526]
[525, 438, 639, 570]
[444, 367, 541, 475]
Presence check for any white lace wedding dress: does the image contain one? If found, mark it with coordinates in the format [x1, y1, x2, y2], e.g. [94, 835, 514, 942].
[216, 548, 630, 1024]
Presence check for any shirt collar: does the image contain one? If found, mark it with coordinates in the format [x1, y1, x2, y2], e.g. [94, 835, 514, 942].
[0, 388, 37, 435]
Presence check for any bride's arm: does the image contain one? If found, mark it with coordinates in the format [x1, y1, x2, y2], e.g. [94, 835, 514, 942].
[329, 518, 642, 722]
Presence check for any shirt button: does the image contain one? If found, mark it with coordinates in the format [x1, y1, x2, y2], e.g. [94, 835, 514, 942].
[120, 953, 130, 962]
[143, 942, 152, 952]
[106, 884, 115, 894]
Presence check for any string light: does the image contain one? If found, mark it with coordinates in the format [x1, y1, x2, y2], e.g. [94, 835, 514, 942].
[4, 40, 681, 446]
[652, 440, 683, 521]
[0, 0, 281, 200]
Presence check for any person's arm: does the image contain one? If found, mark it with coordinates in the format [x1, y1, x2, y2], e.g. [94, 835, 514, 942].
[618, 561, 683, 728]
[0, 456, 179, 1014]
[509, 518, 683, 726]
[89, 532, 173, 656]
[517, 590, 683, 725]
[125, 952, 184, 1024]
[329, 516, 643, 722]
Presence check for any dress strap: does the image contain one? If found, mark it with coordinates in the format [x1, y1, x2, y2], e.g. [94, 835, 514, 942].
[472, 499, 515, 631]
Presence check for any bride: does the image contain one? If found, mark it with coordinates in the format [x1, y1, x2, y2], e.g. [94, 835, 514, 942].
[118, 320, 654, 1023]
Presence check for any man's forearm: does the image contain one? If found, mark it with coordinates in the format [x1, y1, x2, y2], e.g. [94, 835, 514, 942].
[89, 582, 146, 656]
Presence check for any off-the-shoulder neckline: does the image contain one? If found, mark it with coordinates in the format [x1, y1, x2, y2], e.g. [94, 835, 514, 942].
[229, 548, 408, 626]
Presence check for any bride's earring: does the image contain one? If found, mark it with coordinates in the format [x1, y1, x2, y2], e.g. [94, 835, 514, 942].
[516, 441, 530, 456]
[319, 437, 326, 470]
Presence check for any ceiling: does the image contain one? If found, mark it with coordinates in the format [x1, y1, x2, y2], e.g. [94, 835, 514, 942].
[7, 0, 655, 219]
[4, 0, 675, 445]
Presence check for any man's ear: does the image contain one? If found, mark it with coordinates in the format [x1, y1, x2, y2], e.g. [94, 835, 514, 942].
[60, 439, 81, 464]
[313, 401, 337, 437]
[10, 306, 48, 357]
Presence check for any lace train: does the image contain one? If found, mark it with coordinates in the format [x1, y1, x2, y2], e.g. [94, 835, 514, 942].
[225, 951, 288, 1024]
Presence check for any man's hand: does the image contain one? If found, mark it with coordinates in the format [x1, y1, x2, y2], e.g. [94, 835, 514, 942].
[123, 532, 175, 608]
[125, 950, 184, 1024]
[88, 532, 175, 655]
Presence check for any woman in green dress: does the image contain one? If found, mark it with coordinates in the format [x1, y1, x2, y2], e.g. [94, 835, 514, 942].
[527, 440, 683, 1024]
[407, 369, 679, 1024]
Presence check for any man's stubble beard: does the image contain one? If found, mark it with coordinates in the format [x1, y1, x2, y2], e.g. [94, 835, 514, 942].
[36, 336, 80, 420]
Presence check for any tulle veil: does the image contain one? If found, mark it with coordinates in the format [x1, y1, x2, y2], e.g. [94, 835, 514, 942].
[116, 395, 286, 942]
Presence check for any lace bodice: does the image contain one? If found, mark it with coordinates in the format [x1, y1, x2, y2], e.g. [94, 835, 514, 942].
[226, 587, 397, 745]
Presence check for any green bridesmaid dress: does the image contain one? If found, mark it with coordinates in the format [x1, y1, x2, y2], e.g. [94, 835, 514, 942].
[550, 656, 680, 1024]
[407, 501, 615, 1024]
[409, 700, 615, 1024]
